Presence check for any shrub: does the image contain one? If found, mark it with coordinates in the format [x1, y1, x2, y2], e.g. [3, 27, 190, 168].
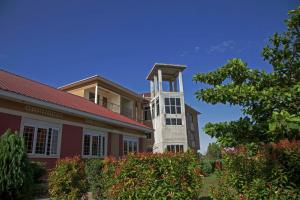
[200, 159, 213, 176]
[48, 156, 88, 200]
[211, 140, 300, 200]
[85, 159, 104, 200]
[0, 129, 34, 200]
[100, 151, 203, 200]
[30, 161, 47, 184]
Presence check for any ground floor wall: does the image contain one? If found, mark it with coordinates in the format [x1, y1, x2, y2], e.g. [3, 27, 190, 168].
[0, 107, 146, 170]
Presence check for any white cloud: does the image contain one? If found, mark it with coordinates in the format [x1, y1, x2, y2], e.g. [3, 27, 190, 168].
[209, 40, 236, 53]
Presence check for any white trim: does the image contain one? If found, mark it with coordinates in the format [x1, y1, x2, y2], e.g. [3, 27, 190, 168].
[123, 135, 139, 155]
[82, 128, 107, 158]
[0, 89, 152, 133]
[20, 117, 62, 158]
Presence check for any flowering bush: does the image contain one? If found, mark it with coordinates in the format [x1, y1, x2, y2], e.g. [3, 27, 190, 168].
[100, 151, 203, 200]
[211, 140, 300, 200]
[48, 156, 88, 200]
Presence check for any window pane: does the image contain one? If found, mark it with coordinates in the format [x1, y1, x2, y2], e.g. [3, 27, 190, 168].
[171, 118, 176, 125]
[83, 135, 90, 156]
[51, 129, 59, 155]
[98, 136, 102, 157]
[102, 136, 105, 157]
[176, 106, 181, 114]
[171, 145, 175, 153]
[170, 98, 175, 105]
[133, 142, 137, 152]
[179, 145, 184, 152]
[171, 106, 176, 114]
[46, 128, 52, 155]
[166, 118, 171, 125]
[35, 128, 47, 154]
[124, 140, 128, 155]
[92, 136, 98, 156]
[167, 145, 171, 152]
[176, 98, 181, 106]
[165, 106, 170, 114]
[177, 118, 182, 125]
[129, 141, 133, 152]
[164, 98, 170, 105]
[176, 145, 180, 153]
[23, 126, 35, 154]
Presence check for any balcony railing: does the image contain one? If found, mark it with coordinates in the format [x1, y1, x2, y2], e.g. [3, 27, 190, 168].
[89, 98, 134, 119]
[98, 99, 120, 113]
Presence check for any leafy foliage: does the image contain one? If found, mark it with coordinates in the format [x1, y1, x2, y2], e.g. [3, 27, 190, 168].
[0, 129, 34, 200]
[193, 6, 300, 147]
[48, 156, 88, 200]
[199, 159, 213, 176]
[100, 151, 203, 200]
[206, 142, 221, 160]
[85, 159, 104, 200]
[211, 140, 300, 200]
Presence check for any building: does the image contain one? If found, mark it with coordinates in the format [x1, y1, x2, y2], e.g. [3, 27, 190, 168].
[0, 63, 200, 169]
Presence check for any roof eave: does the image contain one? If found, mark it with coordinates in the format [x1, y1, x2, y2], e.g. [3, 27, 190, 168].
[0, 89, 153, 133]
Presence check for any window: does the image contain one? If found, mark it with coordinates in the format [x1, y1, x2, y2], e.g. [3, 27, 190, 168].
[22, 119, 60, 156]
[123, 137, 138, 155]
[166, 145, 184, 153]
[156, 98, 160, 116]
[143, 106, 151, 121]
[146, 132, 151, 139]
[83, 130, 106, 158]
[165, 98, 181, 114]
[165, 118, 182, 125]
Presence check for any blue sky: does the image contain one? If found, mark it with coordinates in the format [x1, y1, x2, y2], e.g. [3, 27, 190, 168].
[0, 0, 298, 154]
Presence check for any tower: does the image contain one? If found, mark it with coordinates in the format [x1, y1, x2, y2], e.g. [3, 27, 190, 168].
[146, 63, 188, 153]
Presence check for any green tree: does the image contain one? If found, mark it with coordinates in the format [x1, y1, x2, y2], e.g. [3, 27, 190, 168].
[206, 142, 221, 160]
[193, 7, 300, 147]
[0, 129, 33, 200]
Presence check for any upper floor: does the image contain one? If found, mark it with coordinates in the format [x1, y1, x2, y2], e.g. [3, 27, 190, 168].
[59, 75, 143, 122]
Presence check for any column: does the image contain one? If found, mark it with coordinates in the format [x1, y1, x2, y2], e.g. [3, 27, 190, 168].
[158, 69, 163, 92]
[154, 75, 158, 95]
[95, 85, 98, 104]
[178, 71, 184, 92]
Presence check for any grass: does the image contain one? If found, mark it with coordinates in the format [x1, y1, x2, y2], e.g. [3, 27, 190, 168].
[200, 173, 219, 199]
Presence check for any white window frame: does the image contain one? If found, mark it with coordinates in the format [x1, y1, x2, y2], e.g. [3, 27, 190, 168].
[82, 129, 107, 158]
[123, 136, 139, 155]
[21, 118, 61, 158]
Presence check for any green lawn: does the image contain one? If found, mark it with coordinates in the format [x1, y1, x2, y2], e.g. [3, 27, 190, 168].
[200, 173, 218, 199]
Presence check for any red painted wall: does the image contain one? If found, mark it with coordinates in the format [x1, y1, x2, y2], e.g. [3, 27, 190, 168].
[0, 112, 22, 135]
[60, 124, 83, 158]
[139, 138, 144, 153]
[31, 158, 58, 170]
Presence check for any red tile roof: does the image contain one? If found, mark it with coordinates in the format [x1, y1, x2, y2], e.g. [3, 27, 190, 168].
[0, 70, 151, 131]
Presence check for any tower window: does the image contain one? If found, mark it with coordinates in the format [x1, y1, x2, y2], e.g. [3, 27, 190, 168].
[165, 118, 182, 125]
[166, 145, 184, 153]
[165, 98, 181, 114]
